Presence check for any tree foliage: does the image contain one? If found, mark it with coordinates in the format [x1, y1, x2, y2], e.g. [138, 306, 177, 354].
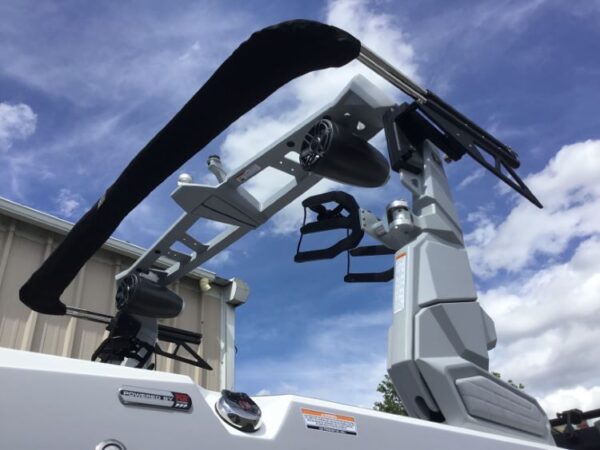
[492, 371, 525, 390]
[373, 374, 407, 416]
[374, 372, 523, 416]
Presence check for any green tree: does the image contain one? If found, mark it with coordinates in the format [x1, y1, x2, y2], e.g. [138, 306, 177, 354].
[374, 372, 523, 416]
[373, 374, 407, 415]
[492, 371, 524, 390]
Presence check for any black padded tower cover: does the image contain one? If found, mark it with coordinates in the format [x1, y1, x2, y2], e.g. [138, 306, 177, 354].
[20, 20, 361, 315]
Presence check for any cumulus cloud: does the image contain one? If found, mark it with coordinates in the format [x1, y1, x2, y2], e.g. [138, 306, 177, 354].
[0, 103, 47, 199]
[464, 139, 600, 412]
[0, 102, 37, 150]
[539, 386, 600, 418]
[482, 237, 600, 396]
[243, 138, 600, 413]
[0, 3, 250, 107]
[0, 2, 253, 235]
[219, 0, 419, 235]
[203, 249, 232, 270]
[413, 0, 547, 55]
[458, 168, 485, 190]
[466, 139, 600, 277]
[467, 0, 546, 31]
[54, 188, 85, 218]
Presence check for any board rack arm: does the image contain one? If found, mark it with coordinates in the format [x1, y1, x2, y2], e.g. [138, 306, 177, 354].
[117, 76, 394, 285]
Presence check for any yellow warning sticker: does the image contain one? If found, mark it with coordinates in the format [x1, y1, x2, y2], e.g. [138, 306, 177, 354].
[301, 408, 357, 436]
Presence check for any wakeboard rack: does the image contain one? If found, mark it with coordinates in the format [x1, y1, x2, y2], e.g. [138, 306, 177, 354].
[116, 75, 394, 285]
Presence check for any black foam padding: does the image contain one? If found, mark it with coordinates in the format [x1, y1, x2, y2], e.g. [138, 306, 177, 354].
[294, 191, 364, 262]
[20, 20, 361, 315]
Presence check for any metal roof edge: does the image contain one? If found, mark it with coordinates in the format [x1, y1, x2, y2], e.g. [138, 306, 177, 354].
[0, 196, 227, 284]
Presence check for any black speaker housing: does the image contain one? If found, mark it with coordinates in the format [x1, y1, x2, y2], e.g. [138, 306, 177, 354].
[116, 273, 183, 319]
[300, 119, 390, 187]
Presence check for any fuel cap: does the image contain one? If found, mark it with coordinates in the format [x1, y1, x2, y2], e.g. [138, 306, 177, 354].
[216, 389, 262, 432]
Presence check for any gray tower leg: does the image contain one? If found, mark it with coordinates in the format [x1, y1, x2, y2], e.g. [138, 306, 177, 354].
[387, 141, 554, 445]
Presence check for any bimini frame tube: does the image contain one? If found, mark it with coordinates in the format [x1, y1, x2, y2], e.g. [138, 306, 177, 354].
[358, 45, 427, 103]
[358, 45, 542, 208]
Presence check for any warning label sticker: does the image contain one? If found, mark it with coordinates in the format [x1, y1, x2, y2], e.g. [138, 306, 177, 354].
[301, 408, 357, 436]
[393, 251, 407, 314]
[235, 163, 261, 182]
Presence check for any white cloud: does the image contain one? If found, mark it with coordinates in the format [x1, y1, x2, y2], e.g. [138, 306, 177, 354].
[409, 0, 550, 95]
[463, 139, 600, 413]
[483, 237, 600, 397]
[458, 168, 485, 190]
[219, 0, 420, 235]
[294, 0, 420, 110]
[239, 231, 600, 413]
[539, 386, 600, 419]
[0, 152, 53, 200]
[0, 102, 37, 150]
[0, 3, 251, 107]
[117, 200, 179, 243]
[468, 0, 546, 31]
[204, 249, 232, 269]
[0, 2, 253, 231]
[413, 0, 548, 54]
[54, 188, 85, 218]
[466, 139, 600, 277]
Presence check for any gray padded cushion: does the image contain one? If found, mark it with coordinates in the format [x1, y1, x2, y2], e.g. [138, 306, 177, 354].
[456, 376, 548, 437]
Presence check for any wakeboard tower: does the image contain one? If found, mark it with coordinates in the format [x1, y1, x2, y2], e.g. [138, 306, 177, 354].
[1, 19, 590, 449]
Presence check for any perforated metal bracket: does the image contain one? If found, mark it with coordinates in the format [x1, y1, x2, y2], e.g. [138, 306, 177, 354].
[116, 75, 394, 285]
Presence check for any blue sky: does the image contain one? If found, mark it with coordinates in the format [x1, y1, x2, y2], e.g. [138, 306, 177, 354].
[1, 0, 600, 415]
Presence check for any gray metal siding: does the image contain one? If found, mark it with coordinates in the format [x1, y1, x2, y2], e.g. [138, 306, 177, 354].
[0, 208, 224, 390]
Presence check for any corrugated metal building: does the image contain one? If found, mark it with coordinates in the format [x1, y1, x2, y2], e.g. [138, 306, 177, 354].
[0, 196, 246, 391]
